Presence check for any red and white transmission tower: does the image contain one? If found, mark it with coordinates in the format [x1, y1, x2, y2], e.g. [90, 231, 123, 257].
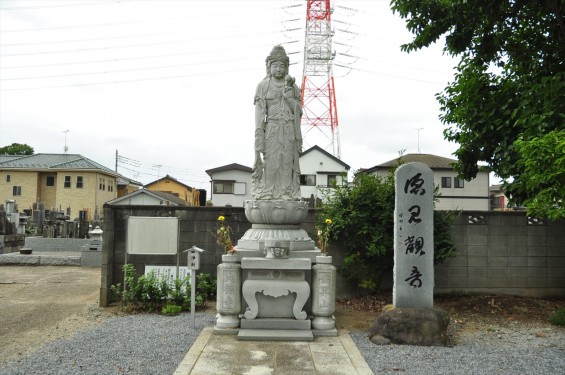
[301, 0, 341, 159]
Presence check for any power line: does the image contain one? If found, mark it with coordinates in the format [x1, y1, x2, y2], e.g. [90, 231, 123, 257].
[0, 66, 257, 91]
[0, 57, 257, 81]
[0, 0, 120, 11]
[333, 63, 446, 85]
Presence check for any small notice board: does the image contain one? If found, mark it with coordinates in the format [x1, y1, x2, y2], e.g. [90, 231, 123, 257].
[126, 216, 179, 255]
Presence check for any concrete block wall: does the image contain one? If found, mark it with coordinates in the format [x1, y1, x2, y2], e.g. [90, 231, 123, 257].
[0, 234, 26, 254]
[99, 204, 362, 306]
[24, 237, 91, 252]
[100, 205, 250, 306]
[99, 205, 565, 306]
[435, 211, 565, 298]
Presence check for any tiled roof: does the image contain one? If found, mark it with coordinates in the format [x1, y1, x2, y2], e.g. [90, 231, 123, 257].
[363, 154, 457, 173]
[0, 153, 117, 175]
[0, 155, 23, 163]
[107, 188, 186, 206]
[205, 163, 253, 176]
[144, 174, 194, 190]
[116, 176, 143, 186]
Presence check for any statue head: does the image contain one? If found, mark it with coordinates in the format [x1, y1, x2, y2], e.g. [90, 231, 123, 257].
[265, 45, 289, 77]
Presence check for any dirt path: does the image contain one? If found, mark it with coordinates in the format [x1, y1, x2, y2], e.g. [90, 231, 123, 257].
[0, 266, 116, 364]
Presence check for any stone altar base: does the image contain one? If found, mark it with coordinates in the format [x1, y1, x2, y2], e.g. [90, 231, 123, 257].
[214, 200, 337, 341]
[238, 257, 314, 340]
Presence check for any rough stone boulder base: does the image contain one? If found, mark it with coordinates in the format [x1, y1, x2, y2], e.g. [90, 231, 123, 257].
[369, 307, 450, 347]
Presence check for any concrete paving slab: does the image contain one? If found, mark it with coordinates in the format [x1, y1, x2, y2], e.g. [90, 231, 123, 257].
[175, 327, 374, 375]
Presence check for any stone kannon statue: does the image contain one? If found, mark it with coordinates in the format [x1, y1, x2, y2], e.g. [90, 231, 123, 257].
[252, 45, 303, 200]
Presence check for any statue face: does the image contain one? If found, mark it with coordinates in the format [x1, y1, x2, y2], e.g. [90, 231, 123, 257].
[270, 61, 287, 79]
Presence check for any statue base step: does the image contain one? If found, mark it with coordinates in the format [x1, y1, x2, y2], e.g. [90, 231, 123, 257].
[312, 328, 338, 337]
[238, 329, 314, 341]
[213, 326, 239, 335]
[241, 318, 311, 330]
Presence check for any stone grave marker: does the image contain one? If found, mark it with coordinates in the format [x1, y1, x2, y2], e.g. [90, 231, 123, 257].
[393, 162, 434, 308]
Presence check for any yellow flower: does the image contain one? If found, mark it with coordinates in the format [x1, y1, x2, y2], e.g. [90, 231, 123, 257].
[316, 218, 333, 255]
[218, 215, 225, 221]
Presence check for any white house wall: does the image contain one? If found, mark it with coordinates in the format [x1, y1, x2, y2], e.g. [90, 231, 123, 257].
[299, 149, 348, 203]
[210, 169, 252, 207]
[370, 169, 490, 211]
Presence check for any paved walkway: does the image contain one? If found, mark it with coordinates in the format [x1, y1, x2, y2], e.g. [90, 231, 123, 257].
[174, 327, 373, 375]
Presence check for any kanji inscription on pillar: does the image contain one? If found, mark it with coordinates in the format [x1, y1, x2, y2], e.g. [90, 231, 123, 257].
[393, 162, 434, 308]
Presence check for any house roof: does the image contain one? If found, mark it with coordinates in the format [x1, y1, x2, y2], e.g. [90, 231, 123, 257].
[144, 174, 194, 190]
[106, 188, 186, 206]
[300, 145, 351, 170]
[362, 153, 458, 173]
[205, 163, 253, 177]
[116, 176, 143, 187]
[0, 153, 118, 176]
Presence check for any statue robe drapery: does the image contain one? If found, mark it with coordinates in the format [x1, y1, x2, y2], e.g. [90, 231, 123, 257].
[252, 78, 303, 200]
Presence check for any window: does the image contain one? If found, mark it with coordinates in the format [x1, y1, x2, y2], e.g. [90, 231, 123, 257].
[300, 175, 316, 186]
[213, 181, 234, 194]
[99, 178, 105, 190]
[64, 176, 71, 188]
[76, 176, 83, 188]
[13, 186, 21, 196]
[455, 178, 465, 188]
[6, 175, 10, 182]
[233, 182, 246, 195]
[441, 177, 451, 188]
[46, 176, 55, 186]
[327, 175, 337, 187]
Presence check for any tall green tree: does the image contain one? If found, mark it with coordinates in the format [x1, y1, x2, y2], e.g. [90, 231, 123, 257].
[0, 143, 34, 155]
[391, 0, 565, 219]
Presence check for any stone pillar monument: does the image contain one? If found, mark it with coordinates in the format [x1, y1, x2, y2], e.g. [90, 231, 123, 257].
[214, 45, 337, 340]
[368, 162, 449, 347]
[393, 162, 434, 308]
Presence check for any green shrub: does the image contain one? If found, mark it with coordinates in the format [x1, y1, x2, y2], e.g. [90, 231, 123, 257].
[110, 265, 216, 314]
[162, 304, 183, 316]
[549, 308, 565, 326]
[318, 163, 459, 293]
[197, 272, 217, 302]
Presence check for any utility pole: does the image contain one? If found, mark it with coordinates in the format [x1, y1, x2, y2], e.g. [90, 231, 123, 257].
[62, 130, 69, 153]
[414, 128, 424, 153]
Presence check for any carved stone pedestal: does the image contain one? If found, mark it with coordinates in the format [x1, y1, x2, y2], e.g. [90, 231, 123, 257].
[312, 255, 337, 335]
[239, 257, 312, 340]
[213, 200, 337, 340]
[215, 254, 241, 334]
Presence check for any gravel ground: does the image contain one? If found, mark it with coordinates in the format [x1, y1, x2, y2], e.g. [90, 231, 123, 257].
[351, 323, 565, 375]
[0, 313, 215, 375]
[1, 310, 563, 375]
